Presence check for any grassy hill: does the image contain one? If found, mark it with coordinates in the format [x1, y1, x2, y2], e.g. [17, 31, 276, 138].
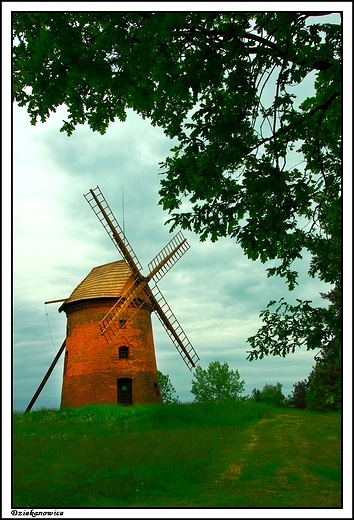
[13, 402, 341, 508]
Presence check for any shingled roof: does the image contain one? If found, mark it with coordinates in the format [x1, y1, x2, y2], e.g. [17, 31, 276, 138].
[59, 260, 135, 311]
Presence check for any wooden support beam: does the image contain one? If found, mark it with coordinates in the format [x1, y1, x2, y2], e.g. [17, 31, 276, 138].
[44, 298, 68, 304]
[25, 340, 66, 412]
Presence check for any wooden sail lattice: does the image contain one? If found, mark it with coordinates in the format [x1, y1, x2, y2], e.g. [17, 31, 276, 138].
[83, 185, 200, 370]
[149, 284, 199, 370]
[84, 186, 143, 278]
[98, 230, 190, 336]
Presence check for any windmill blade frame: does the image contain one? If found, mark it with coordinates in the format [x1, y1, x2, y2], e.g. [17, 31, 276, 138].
[150, 284, 200, 370]
[99, 278, 149, 337]
[84, 185, 200, 370]
[84, 186, 143, 279]
[98, 228, 191, 338]
[147, 230, 190, 284]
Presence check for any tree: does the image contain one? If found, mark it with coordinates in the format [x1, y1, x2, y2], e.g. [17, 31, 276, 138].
[157, 371, 180, 404]
[13, 12, 341, 363]
[287, 380, 309, 409]
[190, 361, 245, 403]
[305, 339, 341, 411]
[250, 383, 286, 407]
[288, 339, 340, 411]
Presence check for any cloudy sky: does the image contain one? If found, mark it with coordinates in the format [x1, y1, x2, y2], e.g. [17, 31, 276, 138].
[7, 6, 349, 414]
[11, 109, 331, 411]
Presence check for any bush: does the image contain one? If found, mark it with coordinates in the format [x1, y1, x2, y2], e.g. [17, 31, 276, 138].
[251, 383, 286, 408]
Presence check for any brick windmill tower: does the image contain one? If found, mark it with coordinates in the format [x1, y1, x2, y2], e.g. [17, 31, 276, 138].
[26, 186, 199, 410]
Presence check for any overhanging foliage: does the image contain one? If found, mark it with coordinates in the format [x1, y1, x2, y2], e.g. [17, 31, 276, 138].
[13, 12, 342, 362]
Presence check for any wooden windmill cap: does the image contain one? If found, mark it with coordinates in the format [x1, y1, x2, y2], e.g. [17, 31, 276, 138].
[59, 260, 135, 312]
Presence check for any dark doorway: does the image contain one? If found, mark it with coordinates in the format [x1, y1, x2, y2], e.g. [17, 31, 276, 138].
[117, 378, 132, 405]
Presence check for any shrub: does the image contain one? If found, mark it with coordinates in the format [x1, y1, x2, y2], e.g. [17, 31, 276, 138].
[251, 383, 286, 408]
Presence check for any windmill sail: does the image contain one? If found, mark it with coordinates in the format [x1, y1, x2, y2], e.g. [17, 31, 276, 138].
[84, 185, 200, 370]
[100, 277, 200, 370]
[99, 279, 149, 340]
[150, 285, 200, 370]
[84, 186, 143, 279]
[98, 229, 191, 336]
[147, 231, 190, 283]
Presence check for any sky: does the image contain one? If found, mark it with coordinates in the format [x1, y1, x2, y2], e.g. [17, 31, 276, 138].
[5, 6, 349, 416]
[12, 106, 338, 411]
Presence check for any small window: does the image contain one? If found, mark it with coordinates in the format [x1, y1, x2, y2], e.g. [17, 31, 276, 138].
[119, 346, 129, 359]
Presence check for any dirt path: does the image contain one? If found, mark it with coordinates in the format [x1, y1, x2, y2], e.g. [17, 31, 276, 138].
[216, 412, 341, 507]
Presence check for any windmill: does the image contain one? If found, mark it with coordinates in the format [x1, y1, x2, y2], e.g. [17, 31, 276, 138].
[25, 186, 199, 411]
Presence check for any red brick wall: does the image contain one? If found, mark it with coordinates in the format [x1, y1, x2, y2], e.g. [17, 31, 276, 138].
[60, 299, 162, 407]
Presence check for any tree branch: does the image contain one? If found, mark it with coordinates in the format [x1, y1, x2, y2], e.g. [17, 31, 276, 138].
[248, 92, 340, 155]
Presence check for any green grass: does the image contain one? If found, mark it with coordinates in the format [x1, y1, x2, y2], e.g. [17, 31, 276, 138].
[13, 402, 341, 508]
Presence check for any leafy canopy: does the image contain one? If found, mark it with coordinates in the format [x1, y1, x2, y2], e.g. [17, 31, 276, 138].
[191, 361, 245, 403]
[13, 12, 341, 361]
